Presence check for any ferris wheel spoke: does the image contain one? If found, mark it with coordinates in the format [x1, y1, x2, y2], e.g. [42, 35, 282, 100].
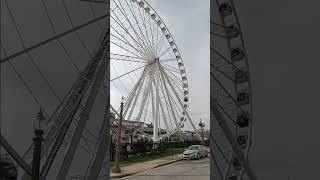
[133, 0, 156, 56]
[211, 63, 235, 82]
[171, 96, 183, 122]
[211, 21, 229, 28]
[154, 15, 160, 55]
[40, 0, 82, 73]
[146, 10, 157, 55]
[121, 0, 154, 55]
[111, 64, 147, 81]
[161, 62, 181, 74]
[211, 72, 246, 113]
[161, 66, 183, 89]
[160, 58, 177, 62]
[155, 31, 166, 56]
[216, 103, 237, 126]
[211, 47, 241, 71]
[210, 133, 232, 164]
[159, 80, 174, 131]
[111, 57, 146, 63]
[211, 32, 231, 39]
[61, 0, 98, 57]
[113, 0, 153, 56]
[161, 67, 184, 96]
[110, 15, 149, 57]
[110, 13, 151, 59]
[80, 0, 109, 4]
[0, 11, 109, 64]
[1, 46, 50, 118]
[161, 66, 203, 141]
[158, 46, 171, 58]
[111, 41, 144, 59]
[111, 24, 149, 55]
[111, 32, 149, 58]
[211, 151, 225, 179]
[111, 53, 146, 60]
[125, 0, 155, 55]
[111, 63, 130, 93]
[159, 72, 180, 129]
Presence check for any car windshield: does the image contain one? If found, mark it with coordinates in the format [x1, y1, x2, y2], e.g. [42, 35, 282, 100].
[187, 146, 200, 150]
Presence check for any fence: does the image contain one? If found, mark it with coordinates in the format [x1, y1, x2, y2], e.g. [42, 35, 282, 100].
[110, 140, 209, 161]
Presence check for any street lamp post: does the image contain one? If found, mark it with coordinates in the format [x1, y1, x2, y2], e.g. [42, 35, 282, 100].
[32, 109, 47, 180]
[199, 119, 205, 143]
[112, 97, 124, 173]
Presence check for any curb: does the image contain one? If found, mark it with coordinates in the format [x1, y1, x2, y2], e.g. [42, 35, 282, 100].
[110, 157, 183, 179]
[153, 158, 183, 168]
[111, 173, 135, 179]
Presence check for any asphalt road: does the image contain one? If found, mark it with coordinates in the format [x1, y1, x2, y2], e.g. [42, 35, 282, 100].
[119, 157, 210, 180]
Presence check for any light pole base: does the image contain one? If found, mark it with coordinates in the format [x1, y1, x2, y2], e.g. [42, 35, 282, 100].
[112, 166, 121, 173]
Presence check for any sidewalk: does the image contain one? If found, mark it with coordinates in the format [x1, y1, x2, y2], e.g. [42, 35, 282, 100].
[110, 154, 183, 178]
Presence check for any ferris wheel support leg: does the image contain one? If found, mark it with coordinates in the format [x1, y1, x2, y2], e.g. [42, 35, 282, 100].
[158, 92, 170, 131]
[136, 74, 152, 121]
[56, 53, 109, 179]
[211, 98, 257, 180]
[149, 79, 157, 143]
[87, 103, 111, 180]
[127, 70, 148, 120]
[153, 62, 160, 143]
[123, 67, 147, 117]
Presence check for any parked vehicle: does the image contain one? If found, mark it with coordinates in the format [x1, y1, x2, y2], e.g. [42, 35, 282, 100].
[183, 145, 208, 160]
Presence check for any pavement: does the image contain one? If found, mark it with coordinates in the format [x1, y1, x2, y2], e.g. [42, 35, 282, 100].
[117, 157, 210, 180]
[110, 154, 183, 179]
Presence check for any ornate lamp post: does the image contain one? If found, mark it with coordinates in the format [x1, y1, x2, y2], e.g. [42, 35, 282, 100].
[32, 109, 47, 180]
[112, 97, 124, 173]
[199, 118, 205, 143]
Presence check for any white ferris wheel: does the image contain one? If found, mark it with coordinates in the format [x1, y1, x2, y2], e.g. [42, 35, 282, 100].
[110, 0, 202, 141]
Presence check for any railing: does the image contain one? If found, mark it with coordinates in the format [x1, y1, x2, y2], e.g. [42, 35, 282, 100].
[110, 140, 209, 161]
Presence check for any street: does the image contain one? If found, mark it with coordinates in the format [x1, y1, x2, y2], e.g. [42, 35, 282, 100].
[118, 157, 210, 180]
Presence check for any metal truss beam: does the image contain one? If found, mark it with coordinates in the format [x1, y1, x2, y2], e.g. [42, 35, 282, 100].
[0, 134, 32, 176]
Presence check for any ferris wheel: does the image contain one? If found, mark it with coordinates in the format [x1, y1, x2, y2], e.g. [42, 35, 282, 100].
[110, 0, 201, 141]
[211, 0, 256, 180]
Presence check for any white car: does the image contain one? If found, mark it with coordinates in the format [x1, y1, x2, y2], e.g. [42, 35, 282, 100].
[183, 145, 208, 160]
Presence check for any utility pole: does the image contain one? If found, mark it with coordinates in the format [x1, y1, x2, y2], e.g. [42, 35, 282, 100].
[112, 97, 124, 173]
